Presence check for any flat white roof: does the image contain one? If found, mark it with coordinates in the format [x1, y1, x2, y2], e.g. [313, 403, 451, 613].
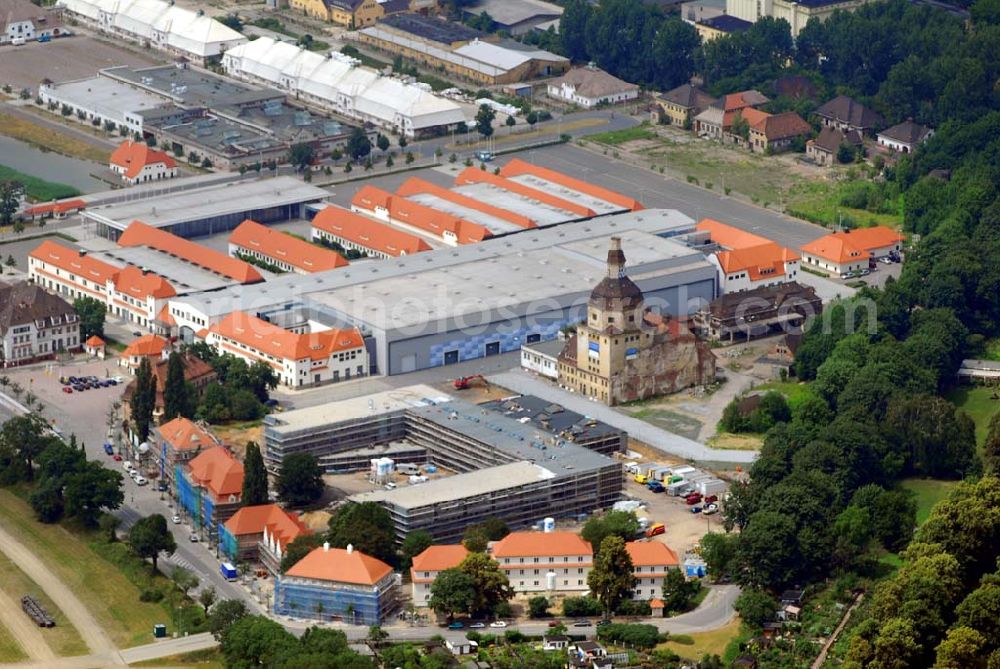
[505, 173, 625, 215]
[81, 177, 328, 231]
[350, 461, 555, 508]
[451, 182, 577, 226]
[41, 77, 170, 121]
[92, 247, 239, 293]
[405, 193, 523, 235]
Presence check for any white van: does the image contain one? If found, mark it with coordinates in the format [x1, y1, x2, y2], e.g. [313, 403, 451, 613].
[12, 37, 26, 46]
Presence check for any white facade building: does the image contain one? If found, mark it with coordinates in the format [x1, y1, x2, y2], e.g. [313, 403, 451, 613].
[0, 282, 80, 368]
[546, 67, 639, 109]
[491, 531, 593, 594]
[409, 545, 468, 607]
[626, 541, 680, 600]
[205, 311, 368, 387]
[221, 36, 466, 137]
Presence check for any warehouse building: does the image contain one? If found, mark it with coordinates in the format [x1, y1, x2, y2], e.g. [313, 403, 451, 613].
[167, 209, 712, 375]
[461, 0, 563, 35]
[81, 177, 328, 240]
[357, 14, 568, 85]
[311, 205, 433, 258]
[229, 219, 348, 274]
[57, 0, 246, 63]
[38, 76, 172, 136]
[221, 36, 467, 137]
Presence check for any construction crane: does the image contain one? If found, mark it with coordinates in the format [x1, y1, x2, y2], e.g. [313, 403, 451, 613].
[453, 374, 488, 390]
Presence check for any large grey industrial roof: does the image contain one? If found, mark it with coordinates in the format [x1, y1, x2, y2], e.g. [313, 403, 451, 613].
[81, 177, 328, 232]
[351, 461, 554, 508]
[405, 192, 523, 235]
[171, 208, 702, 323]
[451, 182, 579, 226]
[479, 394, 623, 443]
[41, 77, 172, 120]
[505, 173, 626, 216]
[105, 65, 281, 109]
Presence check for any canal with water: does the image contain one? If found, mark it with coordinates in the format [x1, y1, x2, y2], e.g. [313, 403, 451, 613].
[0, 135, 108, 194]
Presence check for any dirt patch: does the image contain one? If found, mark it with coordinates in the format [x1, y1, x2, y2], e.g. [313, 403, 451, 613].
[211, 423, 264, 455]
[706, 433, 763, 451]
[298, 510, 331, 532]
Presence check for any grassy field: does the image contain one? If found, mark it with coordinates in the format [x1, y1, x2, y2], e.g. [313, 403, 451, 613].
[132, 648, 224, 668]
[660, 618, 743, 660]
[0, 624, 25, 663]
[0, 550, 89, 657]
[0, 164, 81, 202]
[785, 180, 902, 229]
[584, 125, 658, 145]
[754, 380, 816, 411]
[900, 478, 959, 526]
[946, 385, 999, 446]
[706, 433, 763, 450]
[625, 407, 702, 440]
[0, 489, 173, 648]
[0, 112, 110, 163]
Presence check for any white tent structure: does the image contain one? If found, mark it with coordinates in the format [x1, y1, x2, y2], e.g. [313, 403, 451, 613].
[222, 37, 466, 137]
[58, 0, 246, 62]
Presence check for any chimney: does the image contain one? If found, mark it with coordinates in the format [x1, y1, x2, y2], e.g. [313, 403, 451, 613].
[346, 544, 354, 554]
[323, 541, 330, 552]
[77, 249, 87, 257]
[141, 267, 150, 275]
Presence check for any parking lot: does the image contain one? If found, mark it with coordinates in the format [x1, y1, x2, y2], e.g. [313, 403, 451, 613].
[5, 356, 127, 450]
[0, 35, 162, 92]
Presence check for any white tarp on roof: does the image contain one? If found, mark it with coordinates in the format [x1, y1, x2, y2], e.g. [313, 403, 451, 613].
[58, 0, 245, 58]
[222, 36, 466, 134]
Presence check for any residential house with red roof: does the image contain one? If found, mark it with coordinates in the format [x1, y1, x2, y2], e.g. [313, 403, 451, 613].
[350, 185, 492, 246]
[694, 89, 769, 138]
[799, 226, 904, 276]
[176, 445, 244, 540]
[205, 310, 367, 387]
[311, 205, 432, 259]
[490, 530, 593, 593]
[21, 198, 86, 220]
[274, 542, 398, 624]
[228, 219, 348, 275]
[154, 416, 221, 487]
[626, 541, 680, 600]
[119, 333, 169, 371]
[410, 544, 468, 606]
[748, 111, 813, 154]
[696, 219, 800, 293]
[109, 140, 178, 185]
[219, 503, 311, 570]
[125, 354, 217, 427]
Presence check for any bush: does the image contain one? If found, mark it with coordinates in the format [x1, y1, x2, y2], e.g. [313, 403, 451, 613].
[615, 599, 652, 616]
[596, 623, 663, 649]
[140, 588, 165, 602]
[528, 596, 550, 618]
[687, 175, 699, 185]
[669, 634, 695, 645]
[563, 596, 602, 617]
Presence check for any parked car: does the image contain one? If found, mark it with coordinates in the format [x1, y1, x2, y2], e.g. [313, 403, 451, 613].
[469, 622, 485, 629]
[113, 376, 124, 383]
[157, 481, 168, 492]
[122, 461, 133, 472]
[703, 495, 718, 504]
[647, 481, 665, 493]
[572, 620, 591, 627]
[135, 476, 148, 486]
[447, 621, 464, 629]
[633, 474, 648, 484]
[384, 482, 397, 490]
[103, 443, 114, 455]
[685, 493, 702, 505]
[596, 619, 612, 627]
[189, 533, 200, 542]
[703, 505, 719, 515]
[172, 515, 182, 524]
[490, 621, 507, 628]
[547, 620, 563, 628]
[111, 454, 123, 461]
[62, 387, 73, 394]
[690, 505, 703, 513]
[645, 523, 665, 538]
[475, 150, 494, 162]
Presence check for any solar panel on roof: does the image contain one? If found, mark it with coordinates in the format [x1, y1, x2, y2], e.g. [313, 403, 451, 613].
[293, 111, 313, 126]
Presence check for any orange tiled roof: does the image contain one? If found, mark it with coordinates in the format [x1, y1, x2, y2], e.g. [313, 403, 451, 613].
[22, 199, 87, 216]
[751, 111, 812, 141]
[85, 335, 106, 347]
[410, 545, 468, 575]
[396, 177, 537, 229]
[118, 221, 262, 284]
[500, 159, 644, 212]
[626, 541, 680, 567]
[800, 226, 904, 264]
[122, 334, 168, 358]
[114, 264, 176, 300]
[187, 446, 244, 499]
[722, 90, 769, 111]
[110, 140, 177, 179]
[158, 416, 218, 452]
[724, 106, 769, 130]
[454, 168, 596, 219]
[155, 303, 176, 327]
[285, 545, 392, 585]
[492, 531, 593, 558]
[30, 240, 120, 285]
[716, 243, 799, 280]
[696, 219, 772, 250]
[209, 311, 364, 363]
[311, 206, 431, 257]
[351, 185, 492, 245]
[224, 503, 311, 550]
[229, 220, 348, 273]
